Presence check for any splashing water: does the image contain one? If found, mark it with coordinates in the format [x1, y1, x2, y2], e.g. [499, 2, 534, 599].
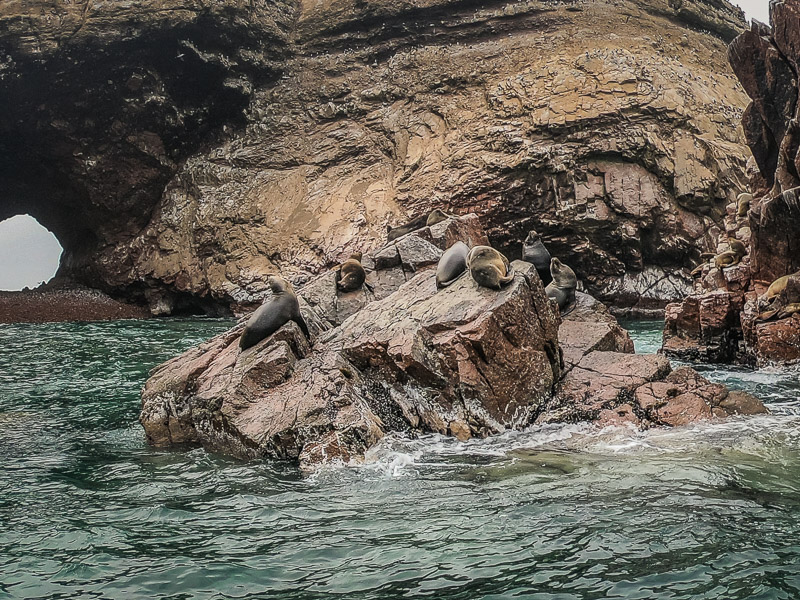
[1, 318, 798, 599]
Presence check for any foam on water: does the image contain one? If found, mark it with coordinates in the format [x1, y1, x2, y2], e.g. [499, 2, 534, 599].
[1, 318, 799, 599]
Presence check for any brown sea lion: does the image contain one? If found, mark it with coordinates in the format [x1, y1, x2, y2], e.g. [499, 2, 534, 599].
[522, 230, 552, 286]
[713, 238, 747, 268]
[757, 271, 800, 320]
[467, 245, 515, 289]
[426, 208, 457, 227]
[545, 258, 577, 311]
[387, 214, 428, 242]
[737, 193, 752, 218]
[692, 238, 747, 275]
[336, 252, 367, 292]
[387, 209, 457, 242]
[239, 276, 310, 350]
[436, 241, 470, 289]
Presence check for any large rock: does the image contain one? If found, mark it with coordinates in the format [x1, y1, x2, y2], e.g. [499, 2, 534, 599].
[663, 8, 800, 365]
[1, 0, 750, 314]
[140, 253, 562, 468]
[542, 296, 766, 427]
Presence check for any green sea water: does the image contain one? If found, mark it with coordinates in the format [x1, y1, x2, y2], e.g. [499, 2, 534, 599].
[1, 318, 799, 599]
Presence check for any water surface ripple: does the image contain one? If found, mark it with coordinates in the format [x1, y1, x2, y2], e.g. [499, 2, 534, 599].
[1, 318, 798, 599]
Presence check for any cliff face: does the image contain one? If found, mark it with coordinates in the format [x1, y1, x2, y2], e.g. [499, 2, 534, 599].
[0, 0, 749, 314]
[662, 3, 800, 366]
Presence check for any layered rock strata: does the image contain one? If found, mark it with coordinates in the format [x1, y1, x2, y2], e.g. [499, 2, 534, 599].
[663, 6, 800, 366]
[141, 220, 765, 468]
[1, 0, 750, 315]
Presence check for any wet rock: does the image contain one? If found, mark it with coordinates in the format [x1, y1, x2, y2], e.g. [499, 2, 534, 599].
[741, 294, 800, 366]
[543, 293, 767, 428]
[140, 253, 562, 468]
[662, 291, 744, 362]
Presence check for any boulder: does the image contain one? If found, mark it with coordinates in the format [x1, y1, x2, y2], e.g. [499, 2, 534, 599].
[541, 293, 767, 428]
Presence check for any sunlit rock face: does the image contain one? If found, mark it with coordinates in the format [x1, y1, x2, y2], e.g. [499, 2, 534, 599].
[0, 0, 749, 314]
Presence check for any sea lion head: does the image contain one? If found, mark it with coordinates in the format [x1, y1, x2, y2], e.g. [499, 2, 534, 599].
[524, 230, 541, 244]
[467, 245, 496, 264]
[550, 258, 578, 289]
[427, 209, 449, 227]
[267, 275, 292, 295]
[349, 251, 363, 262]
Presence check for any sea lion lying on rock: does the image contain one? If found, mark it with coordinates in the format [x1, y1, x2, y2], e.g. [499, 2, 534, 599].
[426, 208, 458, 227]
[545, 258, 577, 312]
[691, 238, 747, 276]
[239, 276, 310, 350]
[521, 230, 552, 286]
[436, 241, 470, 288]
[336, 252, 369, 293]
[387, 209, 458, 241]
[467, 245, 515, 289]
[757, 270, 800, 321]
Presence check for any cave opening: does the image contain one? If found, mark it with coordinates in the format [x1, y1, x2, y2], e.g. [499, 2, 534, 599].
[0, 215, 64, 291]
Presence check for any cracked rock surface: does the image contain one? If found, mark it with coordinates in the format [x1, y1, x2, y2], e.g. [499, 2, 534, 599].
[1, 0, 750, 314]
[141, 223, 765, 468]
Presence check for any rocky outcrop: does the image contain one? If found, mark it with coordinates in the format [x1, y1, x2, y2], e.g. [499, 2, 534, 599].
[0, 278, 150, 324]
[1, 0, 749, 314]
[141, 231, 563, 467]
[540, 290, 765, 428]
[663, 6, 800, 366]
[140, 221, 766, 468]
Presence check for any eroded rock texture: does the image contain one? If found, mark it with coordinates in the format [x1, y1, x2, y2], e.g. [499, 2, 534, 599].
[1, 0, 749, 314]
[663, 6, 800, 366]
[141, 221, 765, 468]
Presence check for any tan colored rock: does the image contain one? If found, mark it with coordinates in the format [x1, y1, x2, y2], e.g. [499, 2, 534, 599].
[0, 0, 750, 315]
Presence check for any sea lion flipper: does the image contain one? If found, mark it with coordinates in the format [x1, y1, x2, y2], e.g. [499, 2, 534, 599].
[294, 315, 311, 340]
[364, 281, 375, 294]
[499, 264, 515, 286]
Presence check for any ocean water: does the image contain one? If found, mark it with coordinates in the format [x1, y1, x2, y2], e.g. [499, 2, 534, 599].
[1, 318, 799, 599]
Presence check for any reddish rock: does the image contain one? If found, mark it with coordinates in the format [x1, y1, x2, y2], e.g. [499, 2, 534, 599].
[662, 292, 744, 362]
[140, 252, 562, 468]
[666, 12, 800, 366]
[741, 293, 800, 365]
[558, 292, 634, 371]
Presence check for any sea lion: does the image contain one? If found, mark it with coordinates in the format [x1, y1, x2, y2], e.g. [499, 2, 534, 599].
[521, 230, 552, 286]
[467, 245, 515, 289]
[737, 193, 752, 218]
[436, 241, 470, 288]
[387, 214, 428, 242]
[545, 258, 577, 311]
[691, 238, 747, 275]
[757, 270, 800, 320]
[239, 275, 310, 350]
[336, 252, 367, 292]
[426, 208, 457, 227]
[387, 209, 457, 242]
[713, 238, 747, 268]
